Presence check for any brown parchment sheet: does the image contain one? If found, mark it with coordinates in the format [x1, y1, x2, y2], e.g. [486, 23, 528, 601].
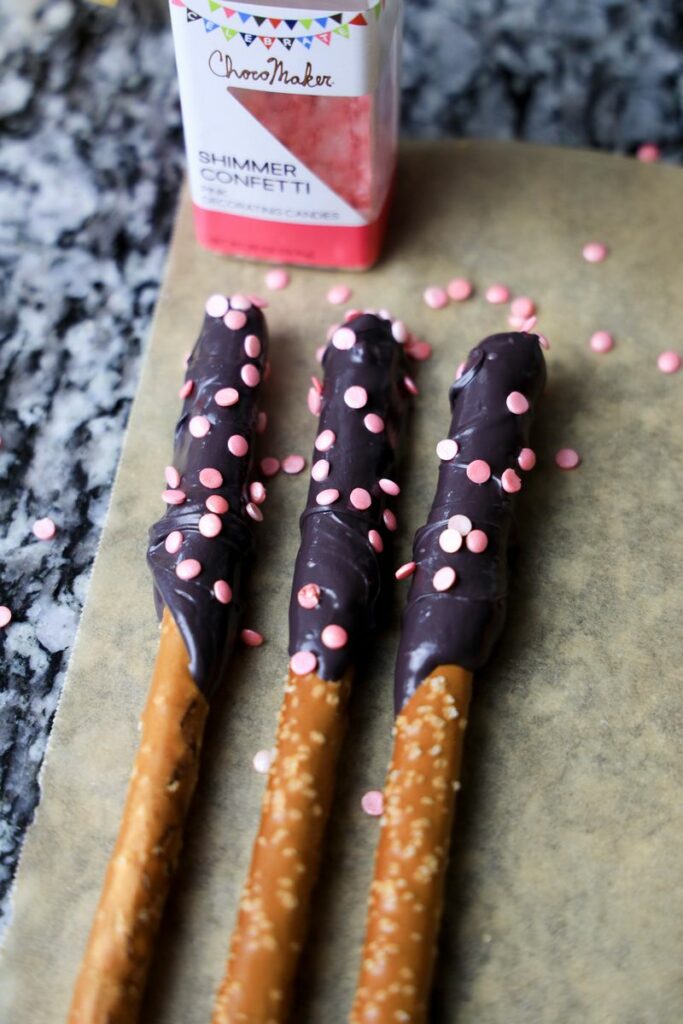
[2, 141, 683, 1024]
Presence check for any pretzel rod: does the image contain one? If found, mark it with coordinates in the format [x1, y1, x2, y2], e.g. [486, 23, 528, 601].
[352, 329, 547, 1023]
[213, 312, 414, 1023]
[69, 294, 268, 1022]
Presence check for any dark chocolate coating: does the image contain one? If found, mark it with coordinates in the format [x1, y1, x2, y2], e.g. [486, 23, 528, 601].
[147, 302, 267, 699]
[394, 332, 546, 711]
[289, 314, 411, 681]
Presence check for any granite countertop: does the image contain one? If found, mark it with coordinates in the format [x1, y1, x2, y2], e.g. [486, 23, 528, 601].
[1, 0, 681, 930]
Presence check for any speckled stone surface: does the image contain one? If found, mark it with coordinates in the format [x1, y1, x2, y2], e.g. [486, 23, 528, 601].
[1, 0, 682, 931]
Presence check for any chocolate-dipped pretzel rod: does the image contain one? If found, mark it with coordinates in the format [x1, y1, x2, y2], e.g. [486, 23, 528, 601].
[69, 295, 268, 1024]
[212, 313, 414, 1024]
[352, 330, 547, 1023]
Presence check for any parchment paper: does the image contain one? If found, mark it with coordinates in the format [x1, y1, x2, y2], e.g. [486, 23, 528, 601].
[2, 141, 682, 1024]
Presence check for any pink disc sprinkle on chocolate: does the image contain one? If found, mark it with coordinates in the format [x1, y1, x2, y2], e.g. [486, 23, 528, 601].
[260, 456, 280, 477]
[467, 529, 489, 553]
[344, 385, 368, 410]
[321, 624, 348, 650]
[439, 528, 462, 554]
[205, 294, 229, 318]
[308, 387, 323, 416]
[502, 468, 522, 493]
[467, 460, 491, 484]
[315, 429, 336, 452]
[364, 413, 384, 434]
[228, 434, 248, 457]
[244, 334, 261, 358]
[555, 448, 581, 470]
[657, 350, 681, 374]
[520, 316, 538, 333]
[256, 410, 267, 434]
[368, 529, 383, 553]
[537, 333, 550, 350]
[199, 467, 223, 489]
[206, 495, 229, 514]
[423, 285, 449, 309]
[165, 465, 180, 488]
[455, 361, 467, 380]
[246, 502, 263, 522]
[518, 448, 536, 471]
[265, 268, 290, 290]
[583, 241, 608, 263]
[589, 330, 615, 354]
[403, 376, 419, 396]
[332, 327, 356, 350]
[176, 558, 201, 580]
[510, 296, 536, 319]
[405, 337, 433, 362]
[350, 488, 372, 510]
[252, 748, 273, 773]
[223, 310, 247, 331]
[189, 416, 210, 438]
[447, 277, 473, 302]
[230, 294, 252, 311]
[165, 530, 183, 554]
[32, 517, 56, 540]
[379, 478, 400, 496]
[486, 284, 510, 304]
[297, 583, 321, 609]
[327, 283, 351, 305]
[636, 142, 660, 163]
[162, 489, 186, 505]
[214, 579, 232, 604]
[178, 379, 194, 400]
[311, 460, 330, 482]
[241, 628, 264, 647]
[383, 509, 397, 532]
[282, 454, 306, 475]
[433, 566, 456, 591]
[316, 488, 340, 505]
[249, 294, 268, 308]
[215, 387, 239, 407]
[361, 790, 384, 816]
[250, 481, 266, 504]
[436, 438, 458, 461]
[391, 320, 408, 343]
[395, 562, 416, 581]
[241, 364, 261, 388]
[506, 391, 529, 415]
[0, 606, 12, 629]
[290, 650, 317, 675]
[199, 513, 222, 538]
[311, 375, 324, 395]
[449, 514, 472, 535]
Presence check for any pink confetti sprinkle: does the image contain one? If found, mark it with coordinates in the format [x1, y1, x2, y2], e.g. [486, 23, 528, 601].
[520, 316, 538, 334]
[379, 478, 400, 496]
[321, 624, 348, 650]
[231, 294, 252, 311]
[308, 387, 323, 416]
[199, 467, 223, 489]
[178, 379, 194, 401]
[433, 566, 456, 592]
[361, 790, 384, 816]
[466, 529, 489, 553]
[439, 528, 462, 554]
[423, 286, 448, 310]
[466, 460, 491, 484]
[447, 277, 473, 302]
[189, 416, 210, 438]
[32, 517, 56, 541]
[518, 448, 536, 471]
[199, 513, 222, 538]
[311, 460, 330, 482]
[636, 143, 660, 163]
[583, 241, 608, 263]
[256, 410, 267, 434]
[162, 489, 186, 505]
[403, 376, 419, 396]
[214, 579, 232, 604]
[215, 387, 239, 407]
[244, 334, 262, 358]
[206, 495, 229, 514]
[249, 481, 266, 504]
[368, 529, 383, 553]
[253, 749, 273, 774]
[364, 413, 384, 434]
[228, 434, 248, 457]
[282, 454, 306, 475]
[395, 562, 416, 581]
[311, 375, 324, 395]
[165, 530, 183, 554]
[260, 456, 280, 477]
[510, 296, 536, 319]
[506, 391, 530, 415]
[350, 487, 372, 510]
[265, 268, 290, 290]
[241, 364, 261, 388]
[502, 468, 522, 493]
[436, 438, 458, 461]
[0, 606, 12, 629]
[165, 465, 180, 488]
[449, 514, 472, 535]
[657, 350, 681, 374]
[486, 284, 510, 304]
[404, 337, 433, 362]
[290, 649, 317, 675]
[537, 333, 550, 350]
[383, 509, 397, 532]
[455, 361, 467, 380]
[315, 429, 336, 452]
[176, 558, 201, 581]
[391, 320, 408, 342]
[555, 448, 581, 470]
[344, 385, 368, 410]
[316, 488, 340, 506]
[246, 502, 263, 522]
[241, 628, 264, 647]
[589, 330, 615, 354]
[205, 294, 229, 318]
[327, 283, 351, 305]
[345, 309, 363, 322]
[249, 294, 268, 308]
[223, 310, 247, 331]
[297, 583, 321, 609]
[332, 327, 356, 350]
